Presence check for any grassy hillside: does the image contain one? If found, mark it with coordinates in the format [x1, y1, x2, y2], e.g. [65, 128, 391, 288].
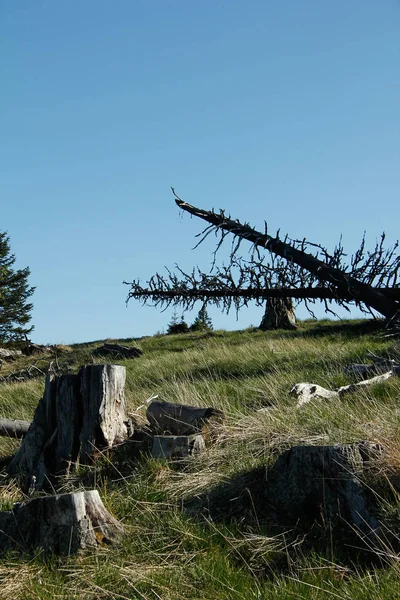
[0, 319, 399, 599]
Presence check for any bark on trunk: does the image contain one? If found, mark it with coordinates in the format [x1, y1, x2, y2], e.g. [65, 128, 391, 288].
[259, 297, 297, 330]
[174, 196, 400, 319]
[8, 365, 129, 491]
[0, 490, 124, 555]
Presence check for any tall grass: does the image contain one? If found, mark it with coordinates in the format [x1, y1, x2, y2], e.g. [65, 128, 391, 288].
[0, 320, 399, 598]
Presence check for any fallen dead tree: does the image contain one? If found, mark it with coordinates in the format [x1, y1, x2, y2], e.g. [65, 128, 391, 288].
[126, 191, 400, 331]
[0, 490, 124, 555]
[0, 362, 47, 383]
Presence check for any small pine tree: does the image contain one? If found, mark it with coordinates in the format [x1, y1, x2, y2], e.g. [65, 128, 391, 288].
[190, 306, 213, 332]
[0, 232, 35, 343]
[166, 311, 189, 335]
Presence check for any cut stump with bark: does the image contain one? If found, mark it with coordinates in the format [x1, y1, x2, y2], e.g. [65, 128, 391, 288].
[0, 490, 124, 555]
[8, 365, 129, 491]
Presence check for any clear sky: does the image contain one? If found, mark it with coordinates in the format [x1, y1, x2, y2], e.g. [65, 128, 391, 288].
[1, 0, 399, 344]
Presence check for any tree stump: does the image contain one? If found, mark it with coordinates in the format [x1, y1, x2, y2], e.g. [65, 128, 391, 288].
[259, 297, 297, 330]
[0, 490, 123, 555]
[266, 444, 379, 535]
[8, 365, 129, 491]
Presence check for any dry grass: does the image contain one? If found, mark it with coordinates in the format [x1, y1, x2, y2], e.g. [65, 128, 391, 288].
[0, 320, 399, 598]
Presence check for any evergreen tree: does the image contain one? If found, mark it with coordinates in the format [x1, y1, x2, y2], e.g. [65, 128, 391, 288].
[0, 232, 35, 343]
[190, 305, 213, 332]
[166, 310, 189, 335]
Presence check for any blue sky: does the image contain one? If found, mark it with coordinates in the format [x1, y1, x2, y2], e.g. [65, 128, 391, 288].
[1, 0, 399, 343]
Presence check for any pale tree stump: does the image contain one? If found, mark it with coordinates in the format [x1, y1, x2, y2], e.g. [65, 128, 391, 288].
[0, 490, 124, 555]
[8, 365, 129, 491]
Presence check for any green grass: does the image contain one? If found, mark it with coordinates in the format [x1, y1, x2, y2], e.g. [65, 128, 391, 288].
[0, 319, 399, 599]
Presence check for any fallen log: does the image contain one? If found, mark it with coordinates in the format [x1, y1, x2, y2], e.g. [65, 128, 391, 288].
[291, 370, 397, 406]
[147, 400, 224, 435]
[92, 343, 143, 359]
[0, 363, 47, 384]
[8, 365, 130, 491]
[345, 361, 400, 377]
[0, 418, 31, 438]
[0, 490, 123, 555]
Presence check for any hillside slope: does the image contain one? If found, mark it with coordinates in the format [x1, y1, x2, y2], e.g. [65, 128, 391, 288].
[0, 320, 399, 599]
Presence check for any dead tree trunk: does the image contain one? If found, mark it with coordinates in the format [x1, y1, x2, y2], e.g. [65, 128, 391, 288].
[174, 195, 400, 320]
[0, 490, 124, 555]
[8, 365, 129, 491]
[259, 297, 297, 330]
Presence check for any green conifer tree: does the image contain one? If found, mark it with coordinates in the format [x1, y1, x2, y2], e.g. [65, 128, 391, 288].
[0, 232, 35, 343]
[190, 305, 213, 332]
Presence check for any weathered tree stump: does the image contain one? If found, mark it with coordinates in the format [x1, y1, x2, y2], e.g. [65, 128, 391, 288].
[259, 297, 297, 331]
[147, 400, 224, 435]
[8, 365, 129, 491]
[266, 443, 379, 535]
[0, 490, 123, 555]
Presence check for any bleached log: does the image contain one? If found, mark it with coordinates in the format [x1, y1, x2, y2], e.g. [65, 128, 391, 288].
[290, 383, 339, 407]
[292, 370, 396, 406]
[8, 365, 129, 491]
[0, 418, 31, 438]
[337, 370, 396, 395]
[0, 490, 123, 555]
[147, 400, 224, 435]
